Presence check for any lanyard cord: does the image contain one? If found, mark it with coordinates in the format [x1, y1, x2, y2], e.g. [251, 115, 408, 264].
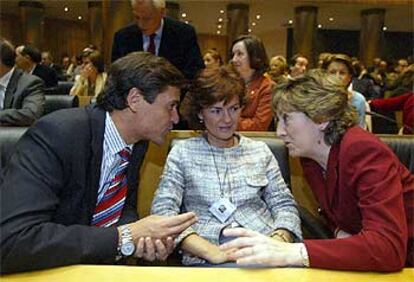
[208, 143, 228, 199]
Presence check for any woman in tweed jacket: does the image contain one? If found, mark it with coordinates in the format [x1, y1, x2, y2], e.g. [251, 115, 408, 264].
[151, 66, 302, 266]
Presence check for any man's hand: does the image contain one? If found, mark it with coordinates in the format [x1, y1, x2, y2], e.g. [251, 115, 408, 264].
[129, 212, 197, 240]
[133, 236, 174, 261]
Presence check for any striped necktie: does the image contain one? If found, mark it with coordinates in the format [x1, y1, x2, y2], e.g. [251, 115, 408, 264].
[91, 148, 132, 227]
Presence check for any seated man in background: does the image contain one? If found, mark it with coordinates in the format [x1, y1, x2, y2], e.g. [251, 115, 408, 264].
[0, 38, 44, 126]
[0, 52, 197, 274]
[15, 44, 58, 88]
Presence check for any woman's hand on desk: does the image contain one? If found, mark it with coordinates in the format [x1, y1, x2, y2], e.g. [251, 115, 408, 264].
[220, 228, 304, 267]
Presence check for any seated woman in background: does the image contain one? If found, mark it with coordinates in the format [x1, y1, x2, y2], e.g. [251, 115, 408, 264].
[221, 69, 414, 271]
[268, 55, 288, 85]
[70, 49, 107, 97]
[322, 53, 367, 128]
[203, 49, 223, 69]
[231, 35, 274, 131]
[151, 66, 302, 266]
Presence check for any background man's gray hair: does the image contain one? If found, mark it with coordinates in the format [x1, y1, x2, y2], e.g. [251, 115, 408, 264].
[130, 0, 166, 9]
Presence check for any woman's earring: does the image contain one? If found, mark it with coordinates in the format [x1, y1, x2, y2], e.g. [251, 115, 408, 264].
[199, 118, 203, 124]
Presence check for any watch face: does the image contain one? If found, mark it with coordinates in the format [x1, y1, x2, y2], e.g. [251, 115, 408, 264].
[121, 242, 135, 256]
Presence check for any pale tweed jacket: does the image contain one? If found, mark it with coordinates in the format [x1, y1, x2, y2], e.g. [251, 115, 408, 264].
[151, 135, 302, 265]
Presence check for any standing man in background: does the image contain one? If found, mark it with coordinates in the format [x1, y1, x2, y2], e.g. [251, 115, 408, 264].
[111, 0, 204, 80]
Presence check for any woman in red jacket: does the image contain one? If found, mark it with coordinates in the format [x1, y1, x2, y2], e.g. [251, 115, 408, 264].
[220, 70, 414, 271]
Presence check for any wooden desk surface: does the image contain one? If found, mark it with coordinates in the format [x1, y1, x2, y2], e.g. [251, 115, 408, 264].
[2, 265, 413, 282]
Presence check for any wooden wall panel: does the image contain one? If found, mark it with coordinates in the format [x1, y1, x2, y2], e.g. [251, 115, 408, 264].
[43, 17, 88, 62]
[197, 34, 229, 63]
[0, 13, 22, 44]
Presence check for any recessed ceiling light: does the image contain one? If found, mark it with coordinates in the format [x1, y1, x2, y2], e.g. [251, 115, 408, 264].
[218, 17, 223, 22]
[248, 28, 252, 33]
[318, 24, 322, 28]
[216, 30, 221, 34]
[382, 26, 388, 31]
[220, 10, 224, 14]
[288, 19, 293, 24]
[329, 17, 334, 21]
[64, 7, 69, 12]
[252, 22, 256, 26]
[185, 20, 189, 24]
[182, 13, 187, 18]
[78, 16, 82, 20]
[218, 24, 222, 29]
[256, 14, 261, 20]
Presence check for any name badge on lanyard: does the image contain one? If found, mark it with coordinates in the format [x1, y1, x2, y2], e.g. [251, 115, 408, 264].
[209, 198, 236, 223]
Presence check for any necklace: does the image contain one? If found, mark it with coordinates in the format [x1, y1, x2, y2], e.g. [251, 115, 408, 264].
[206, 136, 229, 199]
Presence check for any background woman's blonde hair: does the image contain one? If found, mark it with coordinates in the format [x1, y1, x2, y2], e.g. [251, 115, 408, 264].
[272, 69, 358, 145]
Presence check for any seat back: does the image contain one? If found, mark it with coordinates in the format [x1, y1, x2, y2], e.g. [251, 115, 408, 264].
[378, 135, 414, 174]
[0, 127, 28, 170]
[44, 95, 79, 116]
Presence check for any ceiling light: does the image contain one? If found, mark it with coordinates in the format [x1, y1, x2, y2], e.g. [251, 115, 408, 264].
[218, 24, 222, 29]
[252, 22, 256, 26]
[382, 26, 388, 31]
[182, 13, 187, 18]
[78, 16, 82, 20]
[256, 14, 261, 20]
[185, 20, 189, 24]
[220, 10, 224, 14]
[218, 18, 223, 22]
[217, 30, 221, 35]
[329, 17, 334, 21]
[318, 24, 322, 28]
[64, 7, 69, 12]
[288, 19, 293, 24]
[248, 28, 252, 33]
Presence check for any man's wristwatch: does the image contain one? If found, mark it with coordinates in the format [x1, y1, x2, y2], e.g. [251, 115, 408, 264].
[299, 244, 310, 267]
[117, 225, 135, 259]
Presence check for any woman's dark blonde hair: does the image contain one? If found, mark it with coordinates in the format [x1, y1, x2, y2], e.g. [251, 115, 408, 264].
[182, 65, 246, 130]
[272, 69, 357, 145]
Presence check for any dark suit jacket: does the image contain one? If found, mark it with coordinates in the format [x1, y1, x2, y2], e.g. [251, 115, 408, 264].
[301, 126, 414, 271]
[111, 17, 204, 79]
[32, 64, 58, 88]
[0, 104, 149, 273]
[0, 69, 45, 126]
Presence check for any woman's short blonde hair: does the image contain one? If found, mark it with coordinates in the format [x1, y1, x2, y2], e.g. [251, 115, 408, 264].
[272, 69, 357, 145]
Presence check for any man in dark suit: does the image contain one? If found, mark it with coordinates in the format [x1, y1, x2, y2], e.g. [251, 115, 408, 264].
[15, 44, 58, 88]
[41, 51, 65, 81]
[0, 38, 44, 126]
[0, 52, 197, 274]
[111, 0, 204, 80]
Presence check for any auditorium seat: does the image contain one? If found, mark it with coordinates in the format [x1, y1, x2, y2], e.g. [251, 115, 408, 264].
[44, 95, 79, 116]
[0, 127, 28, 170]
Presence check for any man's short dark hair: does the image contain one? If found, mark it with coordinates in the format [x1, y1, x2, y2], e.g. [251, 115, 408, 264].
[20, 45, 42, 64]
[0, 38, 16, 67]
[231, 35, 269, 76]
[97, 52, 185, 111]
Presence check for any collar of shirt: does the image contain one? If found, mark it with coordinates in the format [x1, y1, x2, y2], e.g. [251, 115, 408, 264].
[29, 64, 36, 74]
[104, 111, 133, 156]
[142, 18, 164, 55]
[0, 67, 14, 89]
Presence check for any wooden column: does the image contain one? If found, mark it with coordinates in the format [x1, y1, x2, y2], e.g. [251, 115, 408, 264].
[360, 9, 385, 67]
[293, 6, 318, 67]
[88, 1, 103, 52]
[19, 0, 44, 48]
[226, 3, 249, 48]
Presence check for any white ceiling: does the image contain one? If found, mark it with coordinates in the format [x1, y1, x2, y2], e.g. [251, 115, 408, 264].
[0, 0, 413, 34]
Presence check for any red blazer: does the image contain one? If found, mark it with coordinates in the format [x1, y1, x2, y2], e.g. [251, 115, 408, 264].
[301, 126, 414, 271]
[370, 92, 414, 134]
[237, 75, 273, 131]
